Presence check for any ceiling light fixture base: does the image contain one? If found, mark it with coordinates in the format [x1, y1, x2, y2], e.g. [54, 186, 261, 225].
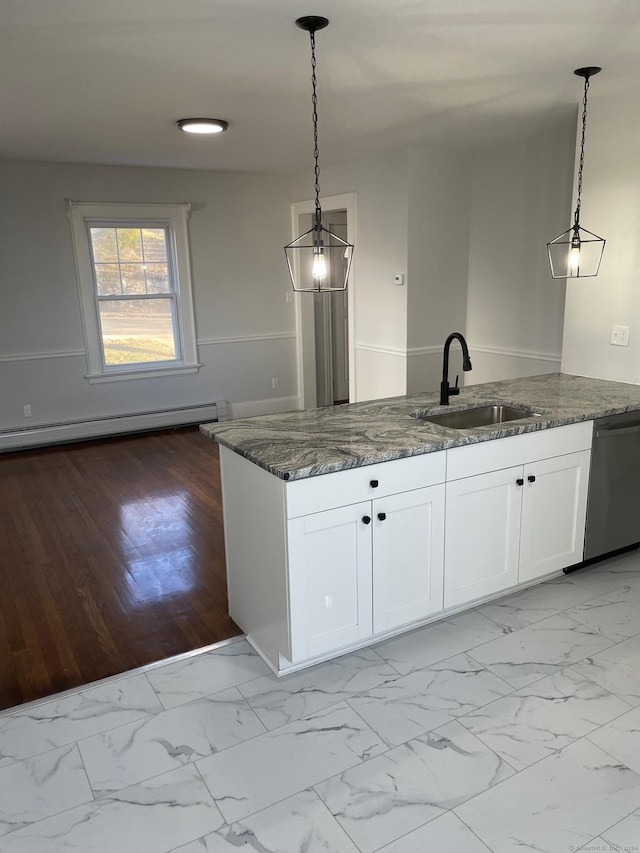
[295, 16, 329, 33]
[574, 66, 601, 80]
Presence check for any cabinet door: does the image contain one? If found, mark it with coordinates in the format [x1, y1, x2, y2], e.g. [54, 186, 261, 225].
[444, 467, 523, 607]
[519, 450, 590, 583]
[372, 485, 445, 633]
[287, 502, 372, 663]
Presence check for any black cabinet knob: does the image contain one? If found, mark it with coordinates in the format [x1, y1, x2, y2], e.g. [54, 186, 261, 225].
[362, 515, 371, 524]
[528, 475, 536, 483]
[516, 478, 524, 486]
[377, 512, 387, 521]
[370, 479, 379, 488]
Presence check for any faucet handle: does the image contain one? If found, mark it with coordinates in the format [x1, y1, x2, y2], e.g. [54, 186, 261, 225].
[454, 374, 459, 389]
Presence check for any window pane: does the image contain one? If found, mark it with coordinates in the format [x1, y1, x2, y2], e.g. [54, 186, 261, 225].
[98, 299, 177, 365]
[142, 228, 168, 263]
[90, 227, 118, 262]
[117, 228, 143, 261]
[120, 263, 147, 295]
[145, 263, 170, 293]
[95, 263, 122, 296]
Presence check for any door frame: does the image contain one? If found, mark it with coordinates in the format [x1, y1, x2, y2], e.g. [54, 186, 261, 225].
[290, 192, 357, 409]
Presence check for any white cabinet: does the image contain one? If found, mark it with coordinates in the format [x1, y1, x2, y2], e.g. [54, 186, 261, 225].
[288, 502, 373, 663]
[287, 483, 446, 663]
[373, 485, 445, 633]
[444, 445, 591, 608]
[444, 467, 522, 607]
[519, 450, 590, 583]
[220, 421, 593, 675]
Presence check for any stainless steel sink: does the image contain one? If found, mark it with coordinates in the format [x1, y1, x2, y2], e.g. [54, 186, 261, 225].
[413, 404, 541, 430]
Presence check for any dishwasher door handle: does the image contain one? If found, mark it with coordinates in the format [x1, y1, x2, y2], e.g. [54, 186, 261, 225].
[596, 423, 640, 439]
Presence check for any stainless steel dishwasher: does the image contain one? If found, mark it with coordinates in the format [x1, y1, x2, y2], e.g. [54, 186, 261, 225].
[583, 410, 640, 560]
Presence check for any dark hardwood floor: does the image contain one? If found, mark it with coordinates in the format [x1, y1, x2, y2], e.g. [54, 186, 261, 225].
[0, 427, 239, 710]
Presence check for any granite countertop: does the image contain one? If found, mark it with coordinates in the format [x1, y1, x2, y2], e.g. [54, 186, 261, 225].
[200, 373, 640, 481]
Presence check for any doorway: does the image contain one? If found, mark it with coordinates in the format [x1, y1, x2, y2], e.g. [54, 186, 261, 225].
[313, 210, 349, 406]
[291, 193, 356, 409]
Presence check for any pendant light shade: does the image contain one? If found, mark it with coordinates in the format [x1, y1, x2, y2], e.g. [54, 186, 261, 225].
[285, 16, 354, 293]
[547, 67, 605, 279]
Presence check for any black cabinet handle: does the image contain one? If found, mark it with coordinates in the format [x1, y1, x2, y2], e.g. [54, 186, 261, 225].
[516, 478, 524, 486]
[370, 479, 379, 488]
[377, 512, 386, 521]
[362, 515, 371, 525]
[528, 475, 536, 483]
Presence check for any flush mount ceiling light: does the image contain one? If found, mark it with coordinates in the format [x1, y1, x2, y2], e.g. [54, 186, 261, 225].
[547, 67, 605, 279]
[284, 16, 354, 293]
[176, 118, 229, 134]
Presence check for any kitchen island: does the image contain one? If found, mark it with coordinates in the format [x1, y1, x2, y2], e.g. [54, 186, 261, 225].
[202, 373, 640, 675]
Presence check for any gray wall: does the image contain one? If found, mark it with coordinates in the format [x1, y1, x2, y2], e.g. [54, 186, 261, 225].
[0, 160, 295, 430]
[562, 87, 640, 384]
[466, 118, 576, 383]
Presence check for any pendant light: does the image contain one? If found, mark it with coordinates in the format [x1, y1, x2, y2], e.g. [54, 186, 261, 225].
[547, 67, 605, 279]
[285, 16, 354, 292]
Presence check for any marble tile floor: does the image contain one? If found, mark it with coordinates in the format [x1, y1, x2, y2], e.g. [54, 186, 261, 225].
[3, 551, 640, 852]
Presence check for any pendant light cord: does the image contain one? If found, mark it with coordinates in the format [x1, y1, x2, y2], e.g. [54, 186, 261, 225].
[309, 31, 322, 229]
[574, 75, 590, 231]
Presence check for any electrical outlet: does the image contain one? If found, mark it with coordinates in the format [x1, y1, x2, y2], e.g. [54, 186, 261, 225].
[610, 325, 630, 347]
[272, 377, 279, 390]
[23, 404, 32, 418]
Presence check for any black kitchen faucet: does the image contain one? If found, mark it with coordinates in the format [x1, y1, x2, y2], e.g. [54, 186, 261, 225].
[440, 332, 472, 405]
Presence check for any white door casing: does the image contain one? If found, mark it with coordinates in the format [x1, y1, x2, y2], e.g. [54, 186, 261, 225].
[291, 193, 356, 408]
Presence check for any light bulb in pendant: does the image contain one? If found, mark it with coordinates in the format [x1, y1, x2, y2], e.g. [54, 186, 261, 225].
[568, 242, 581, 271]
[312, 249, 327, 280]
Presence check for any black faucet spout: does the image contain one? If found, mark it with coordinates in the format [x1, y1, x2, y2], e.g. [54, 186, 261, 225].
[440, 332, 472, 405]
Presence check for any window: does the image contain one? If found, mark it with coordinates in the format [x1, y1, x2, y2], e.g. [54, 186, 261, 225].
[68, 202, 199, 382]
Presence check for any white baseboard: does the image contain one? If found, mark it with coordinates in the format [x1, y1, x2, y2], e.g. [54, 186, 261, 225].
[0, 402, 225, 452]
[227, 396, 301, 420]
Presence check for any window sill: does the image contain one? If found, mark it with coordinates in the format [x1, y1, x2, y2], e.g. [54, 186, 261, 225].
[85, 363, 202, 384]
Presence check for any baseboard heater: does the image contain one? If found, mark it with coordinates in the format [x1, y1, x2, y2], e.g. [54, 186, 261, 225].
[0, 400, 228, 452]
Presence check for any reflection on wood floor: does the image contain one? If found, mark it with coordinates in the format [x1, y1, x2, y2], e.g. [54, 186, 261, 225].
[0, 427, 239, 710]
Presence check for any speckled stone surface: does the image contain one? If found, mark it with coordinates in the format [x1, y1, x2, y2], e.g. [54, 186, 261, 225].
[200, 373, 640, 481]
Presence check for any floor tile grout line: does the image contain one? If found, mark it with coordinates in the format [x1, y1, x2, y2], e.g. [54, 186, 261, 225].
[77, 698, 278, 798]
[0, 761, 225, 841]
[450, 809, 497, 852]
[450, 730, 640, 833]
[365, 809, 448, 853]
[73, 741, 97, 804]
[192, 761, 227, 830]
[310, 790, 366, 853]
[449, 660, 640, 779]
[76, 699, 389, 818]
[464, 618, 631, 693]
[583, 731, 640, 773]
[193, 708, 392, 827]
[594, 805, 640, 848]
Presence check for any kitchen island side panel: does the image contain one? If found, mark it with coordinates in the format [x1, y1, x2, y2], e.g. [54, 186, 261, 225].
[219, 445, 291, 668]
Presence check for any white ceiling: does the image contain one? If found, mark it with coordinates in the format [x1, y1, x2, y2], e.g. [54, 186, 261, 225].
[2, 0, 640, 173]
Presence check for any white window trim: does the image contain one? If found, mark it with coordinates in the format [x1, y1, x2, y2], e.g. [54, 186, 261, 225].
[67, 201, 200, 382]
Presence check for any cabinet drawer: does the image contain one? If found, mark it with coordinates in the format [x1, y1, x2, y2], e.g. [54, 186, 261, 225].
[446, 421, 593, 481]
[285, 451, 446, 518]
